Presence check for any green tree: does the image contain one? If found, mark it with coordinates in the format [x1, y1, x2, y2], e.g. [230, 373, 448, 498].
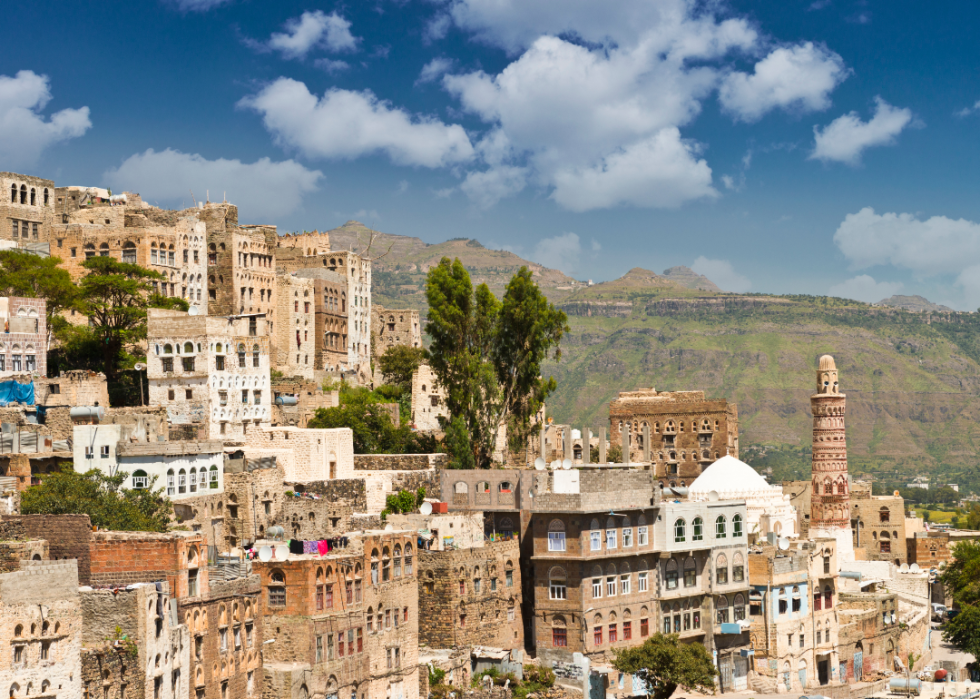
[307, 385, 436, 454]
[74, 256, 187, 382]
[940, 540, 980, 606]
[943, 605, 980, 658]
[967, 504, 980, 531]
[377, 345, 425, 391]
[0, 250, 78, 332]
[612, 633, 717, 699]
[425, 258, 567, 468]
[444, 415, 476, 469]
[21, 465, 172, 532]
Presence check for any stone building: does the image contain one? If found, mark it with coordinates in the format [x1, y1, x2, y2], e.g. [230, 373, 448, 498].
[179, 573, 264, 699]
[373, 305, 421, 355]
[207, 218, 277, 319]
[0, 172, 55, 246]
[80, 581, 190, 699]
[837, 585, 902, 682]
[271, 378, 339, 428]
[290, 267, 353, 376]
[608, 388, 738, 479]
[850, 481, 908, 565]
[411, 365, 448, 431]
[274, 273, 317, 379]
[72, 424, 224, 499]
[88, 530, 209, 599]
[0, 297, 47, 377]
[242, 425, 354, 483]
[0, 559, 82, 699]
[35, 371, 108, 408]
[907, 531, 950, 567]
[255, 530, 421, 699]
[147, 308, 272, 440]
[397, 512, 523, 651]
[747, 539, 841, 692]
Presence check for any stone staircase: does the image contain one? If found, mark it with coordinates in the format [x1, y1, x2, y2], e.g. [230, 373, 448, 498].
[749, 674, 778, 693]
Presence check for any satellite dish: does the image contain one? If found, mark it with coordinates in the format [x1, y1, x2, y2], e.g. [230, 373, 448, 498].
[385, 523, 394, 532]
[258, 546, 272, 562]
[562, 459, 572, 470]
[707, 490, 720, 502]
[188, 306, 199, 316]
[420, 502, 433, 516]
[910, 563, 920, 572]
[778, 537, 790, 551]
[900, 563, 909, 572]
[274, 545, 289, 560]
[133, 363, 145, 371]
[550, 460, 561, 470]
[534, 457, 546, 470]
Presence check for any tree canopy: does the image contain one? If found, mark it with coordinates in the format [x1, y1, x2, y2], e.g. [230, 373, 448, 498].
[943, 604, 980, 659]
[424, 258, 567, 468]
[21, 465, 172, 532]
[940, 540, 980, 607]
[0, 250, 78, 332]
[612, 633, 717, 699]
[377, 344, 425, 391]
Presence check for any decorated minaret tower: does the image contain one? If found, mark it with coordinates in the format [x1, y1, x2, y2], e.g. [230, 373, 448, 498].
[809, 354, 854, 562]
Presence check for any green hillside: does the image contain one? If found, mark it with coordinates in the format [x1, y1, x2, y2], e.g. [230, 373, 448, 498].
[328, 223, 980, 493]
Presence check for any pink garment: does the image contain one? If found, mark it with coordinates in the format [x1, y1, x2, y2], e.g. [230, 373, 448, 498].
[317, 540, 329, 556]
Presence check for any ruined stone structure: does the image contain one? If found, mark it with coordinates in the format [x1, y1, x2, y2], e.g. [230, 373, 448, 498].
[837, 587, 902, 682]
[809, 356, 854, 563]
[0, 172, 55, 247]
[411, 365, 448, 431]
[255, 530, 420, 699]
[608, 389, 738, 480]
[373, 305, 421, 356]
[147, 308, 272, 440]
[242, 426, 354, 483]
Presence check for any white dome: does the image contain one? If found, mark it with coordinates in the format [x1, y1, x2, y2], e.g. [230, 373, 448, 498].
[689, 455, 771, 496]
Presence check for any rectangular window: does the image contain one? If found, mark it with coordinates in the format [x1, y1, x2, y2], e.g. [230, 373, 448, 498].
[101, 444, 110, 458]
[246, 623, 253, 647]
[508, 607, 515, 621]
[800, 634, 805, 648]
[31, 223, 37, 239]
[241, 390, 248, 403]
[151, 249, 158, 264]
[594, 626, 603, 645]
[674, 615, 681, 633]
[328, 634, 334, 660]
[693, 611, 701, 629]
[71, 247, 77, 257]
[606, 577, 616, 597]
[506, 570, 513, 587]
[220, 629, 228, 652]
[184, 249, 189, 263]
[623, 621, 632, 640]
[215, 355, 224, 370]
[684, 613, 691, 631]
[792, 597, 801, 613]
[639, 572, 648, 592]
[733, 565, 744, 583]
[316, 636, 323, 663]
[85, 446, 93, 459]
[169, 251, 175, 265]
[606, 529, 617, 549]
[550, 580, 566, 600]
[162, 357, 173, 372]
[473, 579, 481, 594]
[253, 390, 261, 405]
[268, 587, 285, 606]
[620, 574, 631, 595]
[548, 531, 566, 552]
[664, 617, 671, 634]
[593, 578, 602, 598]
[185, 389, 193, 399]
[623, 528, 633, 547]
[591, 531, 602, 551]
[219, 391, 228, 406]
[338, 632, 345, 658]
[641, 618, 649, 637]
[717, 566, 728, 585]
[685, 568, 696, 587]
[553, 627, 567, 647]
[168, 389, 175, 401]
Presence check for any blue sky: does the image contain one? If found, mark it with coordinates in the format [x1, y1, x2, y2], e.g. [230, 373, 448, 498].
[5, 1, 980, 308]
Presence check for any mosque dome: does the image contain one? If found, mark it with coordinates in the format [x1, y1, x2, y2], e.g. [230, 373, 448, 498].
[689, 455, 771, 496]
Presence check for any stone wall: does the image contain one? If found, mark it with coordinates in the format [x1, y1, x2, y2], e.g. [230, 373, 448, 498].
[2, 514, 92, 584]
[88, 530, 207, 599]
[36, 371, 109, 408]
[289, 479, 367, 512]
[354, 454, 447, 471]
[277, 495, 354, 541]
[852, 495, 908, 564]
[412, 365, 448, 431]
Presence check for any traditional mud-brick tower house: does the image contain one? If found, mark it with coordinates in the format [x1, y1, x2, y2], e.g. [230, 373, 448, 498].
[810, 355, 854, 563]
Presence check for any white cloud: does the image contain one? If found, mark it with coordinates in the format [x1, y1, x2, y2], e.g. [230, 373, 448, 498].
[531, 233, 583, 275]
[353, 209, 381, 220]
[955, 100, 980, 118]
[810, 97, 914, 165]
[829, 274, 903, 303]
[396, 180, 409, 194]
[549, 129, 716, 211]
[0, 70, 91, 170]
[591, 239, 601, 252]
[266, 11, 358, 60]
[719, 42, 849, 122]
[417, 58, 455, 85]
[691, 256, 751, 292]
[239, 78, 474, 168]
[167, 0, 232, 11]
[315, 59, 350, 74]
[425, 14, 452, 43]
[460, 166, 528, 209]
[103, 148, 322, 221]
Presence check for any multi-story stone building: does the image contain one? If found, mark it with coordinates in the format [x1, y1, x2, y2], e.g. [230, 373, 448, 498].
[274, 273, 317, 379]
[206, 216, 277, 319]
[411, 365, 448, 431]
[88, 530, 209, 599]
[290, 267, 352, 375]
[0, 172, 55, 246]
[0, 559, 82, 699]
[837, 584, 902, 682]
[907, 531, 950, 567]
[747, 539, 841, 693]
[147, 308, 272, 440]
[373, 306, 421, 356]
[850, 481, 908, 565]
[255, 530, 420, 699]
[608, 388, 738, 479]
[0, 297, 47, 377]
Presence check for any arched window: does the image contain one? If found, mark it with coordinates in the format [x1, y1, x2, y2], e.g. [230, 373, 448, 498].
[178, 468, 187, 494]
[30, 188, 35, 206]
[692, 517, 703, 541]
[732, 552, 745, 582]
[674, 518, 686, 543]
[823, 584, 833, 608]
[163, 343, 173, 354]
[189, 467, 197, 493]
[476, 481, 489, 493]
[715, 515, 727, 538]
[549, 567, 567, 600]
[548, 519, 566, 552]
[454, 482, 468, 494]
[879, 507, 890, 523]
[732, 514, 743, 538]
[393, 545, 402, 577]
[183, 341, 194, 354]
[404, 544, 413, 576]
[253, 344, 260, 367]
[167, 469, 175, 497]
[382, 547, 391, 581]
[209, 464, 219, 488]
[734, 593, 746, 621]
[122, 242, 137, 263]
[268, 570, 286, 606]
[237, 343, 246, 367]
[132, 470, 148, 489]
[10, 184, 15, 203]
[683, 556, 696, 587]
[43, 188, 48, 205]
[665, 559, 678, 590]
[716, 553, 728, 584]
[716, 595, 730, 624]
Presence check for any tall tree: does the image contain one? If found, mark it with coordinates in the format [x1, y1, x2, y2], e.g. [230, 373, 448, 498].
[74, 256, 186, 382]
[0, 250, 78, 330]
[425, 257, 567, 468]
[940, 540, 980, 606]
[612, 633, 717, 699]
[942, 604, 980, 659]
[377, 344, 426, 391]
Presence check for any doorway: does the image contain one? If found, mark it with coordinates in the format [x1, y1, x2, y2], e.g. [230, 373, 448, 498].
[818, 659, 829, 685]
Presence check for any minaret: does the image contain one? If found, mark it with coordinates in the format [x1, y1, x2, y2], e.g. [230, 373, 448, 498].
[809, 355, 854, 562]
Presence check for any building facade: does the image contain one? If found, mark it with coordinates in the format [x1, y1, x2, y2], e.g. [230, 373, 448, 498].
[0, 297, 47, 377]
[411, 365, 448, 431]
[0, 172, 55, 246]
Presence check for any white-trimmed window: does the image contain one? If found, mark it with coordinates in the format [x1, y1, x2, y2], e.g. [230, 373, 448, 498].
[638, 571, 648, 592]
[606, 576, 617, 597]
[548, 519, 566, 552]
[167, 469, 175, 497]
[132, 470, 148, 489]
[638, 526, 648, 546]
[549, 567, 567, 600]
[592, 577, 602, 599]
[620, 574, 631, 595]
[590, 531, 602, 551]
[623, 527, 633, 547]
[606, 517, 617, 549]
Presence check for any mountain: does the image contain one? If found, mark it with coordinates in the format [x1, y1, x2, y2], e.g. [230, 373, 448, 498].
[333, 223, 980, 492]
[877, 295, 955, 313]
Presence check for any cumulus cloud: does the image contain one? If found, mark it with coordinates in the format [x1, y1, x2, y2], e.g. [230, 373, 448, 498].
[416, 58, 455, 85]
[810, 97, 914, 165]
[531, 232, 584, 275]
[719, 42, 849, 122]
[460, 166, 528, 209]
[239, 78, 474, 168]
[315, 59, 350, 74]
[265, 11, 358, 60]
[691, 257, 751, 292]
[0, 70, 91, 170]
[103, 148, 322, 221]
[828, 274, 903, 303]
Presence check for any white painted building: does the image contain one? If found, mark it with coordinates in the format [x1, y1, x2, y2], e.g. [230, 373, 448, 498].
[73, 424, 224, 499]
[147, 308, 272, 440]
